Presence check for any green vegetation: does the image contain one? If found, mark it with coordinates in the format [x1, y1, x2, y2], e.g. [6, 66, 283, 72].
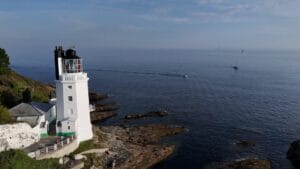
[0, 150, 62, 169]
[71, 140, 94, 155]
[0, 90, 19, 109]
[0, 48, 10, 74]
[0, 105, 13, 124]
[0, 48, 54, 108]
[72, 127, 108, 156]
[71, 139, 105, 169]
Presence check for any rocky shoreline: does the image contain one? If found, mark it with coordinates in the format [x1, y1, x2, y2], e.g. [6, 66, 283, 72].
[76, 92, 185, 169]
[68, 124, 185, 169]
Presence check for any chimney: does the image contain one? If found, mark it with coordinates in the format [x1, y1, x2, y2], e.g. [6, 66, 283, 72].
[54, 46, 64, 80]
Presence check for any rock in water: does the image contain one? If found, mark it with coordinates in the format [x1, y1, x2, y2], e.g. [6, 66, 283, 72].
[124, 111, 169, 120]
[287, 140, 300, 168]
[90, 111, 117, 122]
[236, 140, 256, 147]
[218, 159, 270, 169]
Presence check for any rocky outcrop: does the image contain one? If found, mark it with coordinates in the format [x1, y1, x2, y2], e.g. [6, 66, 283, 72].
[89, 92, 108, 103]
[235, 140, 256, 147]
[100, 124, 185, 169]
[90, 111, 117, 123]
[75, 124, 185, 169]
[110, 124, 185, 145]
[124, 111, 168, 120]
[218, 159, 271, 169]
[95, 104, 119, 112]
[0, 123, 39, 152]
[89, 92, 118, 123]
[287, 140, 300, 168]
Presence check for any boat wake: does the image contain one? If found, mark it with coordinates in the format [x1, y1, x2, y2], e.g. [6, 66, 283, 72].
[88, 68, 189, 79]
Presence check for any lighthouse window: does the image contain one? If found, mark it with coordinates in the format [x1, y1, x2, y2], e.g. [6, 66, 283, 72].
[68, 96, 73, 101]
[68, 126, 70, 130]
[68, 85, 72, 89]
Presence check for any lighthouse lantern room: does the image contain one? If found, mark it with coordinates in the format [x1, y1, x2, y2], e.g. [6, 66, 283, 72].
[54, 46, 93, 143]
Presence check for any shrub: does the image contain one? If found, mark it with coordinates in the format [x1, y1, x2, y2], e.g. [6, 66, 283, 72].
[0, 91, 20, 108]
[0, 105, 13, 124]
[0, 149, 62, 169]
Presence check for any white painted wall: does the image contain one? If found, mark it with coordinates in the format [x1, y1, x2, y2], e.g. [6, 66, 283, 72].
[55, 71, 93, 142]
[56, 119, 75, 134]
[73, 76, 93, 142]
[0, 123, 39, 152]
[32, 114, 47, 136]
[45, 106, 56, 123]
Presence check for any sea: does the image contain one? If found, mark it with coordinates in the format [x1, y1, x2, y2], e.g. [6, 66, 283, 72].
[12, 49, 300, 169]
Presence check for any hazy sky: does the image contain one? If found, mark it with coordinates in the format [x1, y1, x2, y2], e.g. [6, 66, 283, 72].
[1, 0, 300, 63]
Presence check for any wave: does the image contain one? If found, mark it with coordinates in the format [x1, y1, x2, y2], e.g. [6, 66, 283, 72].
[87, 68, 189, 79]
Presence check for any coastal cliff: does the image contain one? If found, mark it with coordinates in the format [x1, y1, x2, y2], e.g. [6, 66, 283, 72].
[0, 70, 54, 108]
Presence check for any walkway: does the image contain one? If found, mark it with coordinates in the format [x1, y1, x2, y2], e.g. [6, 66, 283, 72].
[25, 136, 77, 159]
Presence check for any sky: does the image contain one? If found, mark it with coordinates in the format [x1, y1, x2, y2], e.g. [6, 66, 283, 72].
[1, 0, 300, 64]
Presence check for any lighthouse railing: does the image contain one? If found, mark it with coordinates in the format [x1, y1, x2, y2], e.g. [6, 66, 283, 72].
[27, 135, 76, 159]
[60, 73, 87, 81]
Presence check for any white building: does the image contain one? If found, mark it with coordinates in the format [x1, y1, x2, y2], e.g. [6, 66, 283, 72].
[54, 46, 93, 143]
[9, 102, 56, 138]
[8, 47, 93, 145]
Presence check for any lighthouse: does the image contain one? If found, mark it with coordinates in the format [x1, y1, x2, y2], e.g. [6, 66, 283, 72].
[54, 46, 93, 143]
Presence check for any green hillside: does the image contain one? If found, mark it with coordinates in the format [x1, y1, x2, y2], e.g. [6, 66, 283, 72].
[0, 48, 54, 123]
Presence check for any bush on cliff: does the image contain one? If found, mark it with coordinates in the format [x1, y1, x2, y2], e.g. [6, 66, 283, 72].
[0, 150, 62, 169]
[0, 105, 13, 124]
[0, 90, 19, 108]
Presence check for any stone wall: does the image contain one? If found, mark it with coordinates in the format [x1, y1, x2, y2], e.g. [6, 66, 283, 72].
[0, 123, 39, 152]
[36, 139, 78, 160]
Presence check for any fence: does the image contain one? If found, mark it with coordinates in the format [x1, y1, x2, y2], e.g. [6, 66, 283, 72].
[27, 135, 76, 158]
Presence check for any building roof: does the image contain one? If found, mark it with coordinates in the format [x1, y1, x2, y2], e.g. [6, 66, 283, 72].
[31, 102, 54, 113]
[9, 102, 54, 117]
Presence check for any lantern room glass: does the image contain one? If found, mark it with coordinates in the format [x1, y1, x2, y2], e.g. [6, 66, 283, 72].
[63, 59, 83, 73]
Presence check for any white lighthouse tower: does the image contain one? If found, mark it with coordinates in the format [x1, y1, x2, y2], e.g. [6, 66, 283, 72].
[54, 46, 93, 143]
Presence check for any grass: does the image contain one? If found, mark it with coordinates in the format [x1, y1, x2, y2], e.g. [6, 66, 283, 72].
[0, 105, 14, 124]
[71, 140, 94, 155]
[0, 150, 62, 169]
[71, 126, 108, 155]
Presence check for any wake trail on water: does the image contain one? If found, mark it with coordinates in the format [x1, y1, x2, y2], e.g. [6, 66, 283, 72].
[87, 68, 189, 79]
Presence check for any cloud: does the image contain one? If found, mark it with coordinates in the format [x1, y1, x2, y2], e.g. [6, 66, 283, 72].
[120, 24, 157, 31]
[139, 14, 190, 23]
[60, 17, 100, 31]
[197, 0, 224, 5]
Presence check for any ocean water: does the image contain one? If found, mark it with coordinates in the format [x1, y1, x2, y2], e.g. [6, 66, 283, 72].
[13, 49, 300, 169]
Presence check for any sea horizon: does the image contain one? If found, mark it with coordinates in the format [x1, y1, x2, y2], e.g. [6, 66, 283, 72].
[13, 49, 300, 169]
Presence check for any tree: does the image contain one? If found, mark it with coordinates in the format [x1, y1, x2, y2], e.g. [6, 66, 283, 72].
[0, 48, 10, 74]
[0, 91, 19, 108]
